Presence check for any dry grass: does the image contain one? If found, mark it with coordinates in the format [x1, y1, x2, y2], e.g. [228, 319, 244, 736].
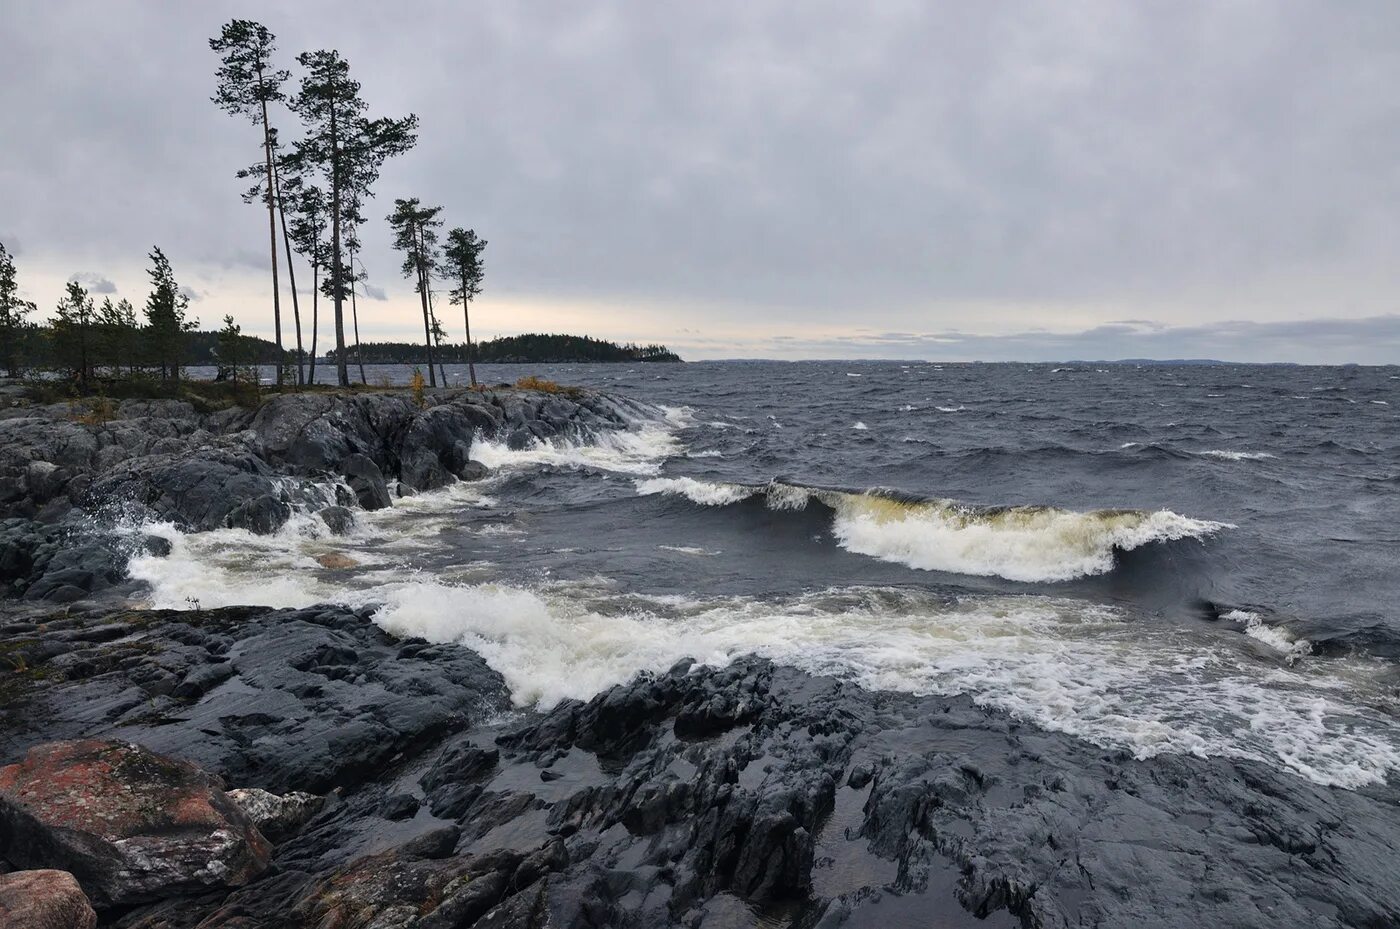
[514, 375, 582, 397]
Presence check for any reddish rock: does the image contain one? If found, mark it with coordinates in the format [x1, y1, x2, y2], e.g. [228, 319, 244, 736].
[0, 869, 97, 929]
[0, 740, 271, 908]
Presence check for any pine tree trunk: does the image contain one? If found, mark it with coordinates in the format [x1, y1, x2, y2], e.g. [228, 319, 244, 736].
[426, 285, 447, 386]
[462, 272, 477, 387]
[349, 243, 366, 385]
[309, 260, 320, 385]
[258, 82, 283, 388]
[273, 176, 305, 387]
[414, 222, 436, 387]
[329, 105, 349, 388]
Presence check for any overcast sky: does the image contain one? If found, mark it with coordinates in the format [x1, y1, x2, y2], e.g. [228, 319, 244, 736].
[3, 1, 1399, 362]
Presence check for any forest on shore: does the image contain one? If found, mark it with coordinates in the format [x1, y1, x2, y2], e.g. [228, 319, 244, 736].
[332, 334, 679, 364]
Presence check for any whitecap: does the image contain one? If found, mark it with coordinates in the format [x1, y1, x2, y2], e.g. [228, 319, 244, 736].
[1196, 450, 1276, 461]
[368, 582, 1400, 789]
[635, 477, 756, 506]
[1223, 610, 1312, 663]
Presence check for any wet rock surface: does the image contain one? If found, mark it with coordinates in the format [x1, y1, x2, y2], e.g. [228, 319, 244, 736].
[0, 388, 642, 605]
[0, 868, 98, 929]
[3, 606, 1398, 927]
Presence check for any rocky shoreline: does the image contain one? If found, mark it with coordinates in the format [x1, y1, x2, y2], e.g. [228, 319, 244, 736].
[3, 386, 1400, 927]
[0, 385, 653, 603]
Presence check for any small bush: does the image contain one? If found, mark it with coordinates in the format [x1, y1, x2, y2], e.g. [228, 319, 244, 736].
[514, 375, 582, 397]
[410, 368, 427, 408]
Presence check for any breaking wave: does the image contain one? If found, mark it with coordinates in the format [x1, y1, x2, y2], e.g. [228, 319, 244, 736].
[635, 478, 1230, 582]
[370, 581, 1400, 789]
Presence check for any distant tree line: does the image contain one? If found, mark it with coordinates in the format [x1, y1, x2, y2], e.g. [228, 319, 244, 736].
[328, 334, 681, 364]
[0, 242, 256, 387]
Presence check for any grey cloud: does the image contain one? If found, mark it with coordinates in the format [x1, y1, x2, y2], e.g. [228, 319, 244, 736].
[69, 272, 116, 294]
[2, 2, 1399, 361]
[362, 283, 387, 301]
[180, 285, 203, 302]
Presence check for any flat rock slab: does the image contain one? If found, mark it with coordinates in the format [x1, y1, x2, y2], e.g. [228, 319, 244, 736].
[0, 740, 270, 908]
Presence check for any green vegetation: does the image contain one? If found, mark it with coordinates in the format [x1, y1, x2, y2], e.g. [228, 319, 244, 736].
[329, 333, 681, 364]
[387, 198, 444, 386]
[210, 19, 291, 385]
[0, 242, 37, 378]
[443, 228, 487, 386]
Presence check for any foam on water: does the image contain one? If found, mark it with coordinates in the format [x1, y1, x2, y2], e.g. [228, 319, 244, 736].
[1197, 450, 1277, 461]
[1223, 609, 1312, 662]
[369, 581, 1400, 788]
[469, 424, 683, 476]
[635, 478, 1230, 582]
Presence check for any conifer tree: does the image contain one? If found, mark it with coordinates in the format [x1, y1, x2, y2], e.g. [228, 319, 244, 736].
[53, 281, 96, 389]
[0, 242, 37, 378]
[442, 228, 487, 386]
[144, 247, 196, 383]
[217, 314, 248, 383]
[291, 49, 417, 386]
[96, 297, 139, 376]
[387, 198, 443, 386]
[287, 181, 330, 384]
[211, 19, 290, 385]
[239, 130, 305, 385]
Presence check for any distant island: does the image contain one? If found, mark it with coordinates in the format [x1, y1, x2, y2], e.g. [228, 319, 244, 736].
[328, 333, 682, 364]
[4, 325, 680, 371]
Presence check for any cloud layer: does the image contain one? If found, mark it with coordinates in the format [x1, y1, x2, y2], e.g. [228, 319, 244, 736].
[2, 1, 1398, 361]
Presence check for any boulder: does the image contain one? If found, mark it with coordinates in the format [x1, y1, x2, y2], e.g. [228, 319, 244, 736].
[341, 454, 390, 511]
[0, 869, 96, 929]
[226, 493, 292, 535]
[317, 505, 356, 536]
[398, 407, 478, 491]
[0, 740, 271, 908]
[85, 450, 284, 532]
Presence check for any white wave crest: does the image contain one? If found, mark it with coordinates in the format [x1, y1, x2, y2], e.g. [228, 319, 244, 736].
[370, 582, 1400, 788]
[1196, 450, 1276, 461]
[634, 479, 1230, 583]
[831, 497, 1229, 582]
[1223, 609, 1312, 662]
[635, 477, 756, 506]
[470, 425, 683, 476]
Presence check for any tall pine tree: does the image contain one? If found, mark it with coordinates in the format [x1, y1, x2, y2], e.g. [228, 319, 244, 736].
[442, 228, 487, 387]
[291, 49, 417, 386]
[387, 198, 443, 387]
[286, 181, 330, 383]
[211, 20, 291, 386]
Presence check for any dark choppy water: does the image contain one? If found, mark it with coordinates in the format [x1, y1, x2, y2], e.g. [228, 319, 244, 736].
[154, 361, 1400, 788]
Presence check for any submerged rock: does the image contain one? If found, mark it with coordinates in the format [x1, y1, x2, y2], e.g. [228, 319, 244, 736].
[0, 869, 97, 929]
[0, 740, 270, 908]
[317, 505, 356, 536]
